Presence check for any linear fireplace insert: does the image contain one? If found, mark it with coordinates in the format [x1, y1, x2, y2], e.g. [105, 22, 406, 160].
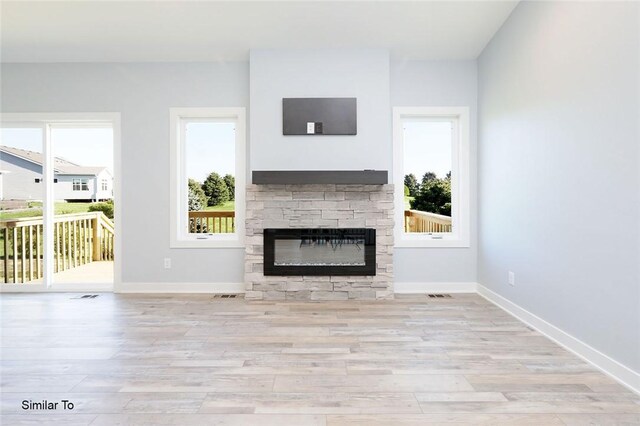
[264, 228, 376, 276]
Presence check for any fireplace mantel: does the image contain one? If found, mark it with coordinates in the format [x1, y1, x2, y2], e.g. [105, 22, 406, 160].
[252, 170, 388, 185]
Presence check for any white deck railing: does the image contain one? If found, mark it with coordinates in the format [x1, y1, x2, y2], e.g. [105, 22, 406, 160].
[1, 212, 114, 284]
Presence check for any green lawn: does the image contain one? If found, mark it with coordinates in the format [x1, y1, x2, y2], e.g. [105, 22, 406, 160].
[203, 200, 235, 212]
[0, 202, 94, 221]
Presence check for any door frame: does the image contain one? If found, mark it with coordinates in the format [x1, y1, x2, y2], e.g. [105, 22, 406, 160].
[0, 112, 121, 292]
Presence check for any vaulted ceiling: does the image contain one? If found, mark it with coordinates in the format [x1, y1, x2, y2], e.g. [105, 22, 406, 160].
[1, 1, 518, 63]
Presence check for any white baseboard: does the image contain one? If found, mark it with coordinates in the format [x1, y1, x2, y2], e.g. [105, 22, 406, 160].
[394, 281, 478, 294]
[117, 282, 245, 294]
[477, 283, 640, 395]
[0, 283, 113, 292]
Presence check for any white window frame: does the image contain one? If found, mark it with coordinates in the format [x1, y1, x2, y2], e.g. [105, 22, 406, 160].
[169, 107, 246, 248]
[73, 178, 89, 191]
[101, 179, 108, 191]
[393, 107, 470, 248]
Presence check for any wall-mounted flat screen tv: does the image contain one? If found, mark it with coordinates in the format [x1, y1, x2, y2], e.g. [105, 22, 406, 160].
[282, 98, 357, 135]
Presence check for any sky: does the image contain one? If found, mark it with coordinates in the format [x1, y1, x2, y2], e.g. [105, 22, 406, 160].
[185, 122, 235, 183]
[403, 120, 452, 180]
[1, 127, 114, 174]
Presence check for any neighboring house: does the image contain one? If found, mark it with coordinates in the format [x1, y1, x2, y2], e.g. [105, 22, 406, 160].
[0, 146, 113, 202]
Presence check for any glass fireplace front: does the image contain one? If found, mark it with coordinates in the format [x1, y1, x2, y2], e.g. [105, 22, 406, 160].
[264, 228, 376, 276]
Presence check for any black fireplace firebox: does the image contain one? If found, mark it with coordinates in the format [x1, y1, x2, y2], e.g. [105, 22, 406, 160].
[264, 228, 376, 276]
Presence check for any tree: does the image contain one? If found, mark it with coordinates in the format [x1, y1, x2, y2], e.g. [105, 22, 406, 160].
[188, 179, 207, 211]
[421, 171, 437, 186]
[404, 173, 419, 197]
[223, 174, 235, 201]
[410, 176, 451, 216]
[202, 172, 229, 206]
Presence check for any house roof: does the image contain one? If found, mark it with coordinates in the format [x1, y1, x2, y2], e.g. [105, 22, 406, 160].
[0, 145, 108, 176]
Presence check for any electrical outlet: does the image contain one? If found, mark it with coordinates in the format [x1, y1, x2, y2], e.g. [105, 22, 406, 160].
[508, 271, 515, 286]
[164, 258, 172, 269]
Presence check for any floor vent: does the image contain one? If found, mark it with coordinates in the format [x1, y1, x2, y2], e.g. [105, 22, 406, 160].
[72, 294, 99, 299]
[427, 294, 452, 299]
[213, 294, 239, 299]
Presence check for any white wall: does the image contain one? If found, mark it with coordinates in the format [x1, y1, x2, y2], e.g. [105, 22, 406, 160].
[250, 49, 391, 172]
[391, 61, 478, 283]
[1, 62, 249, 285]
[478, 1, 640, 372]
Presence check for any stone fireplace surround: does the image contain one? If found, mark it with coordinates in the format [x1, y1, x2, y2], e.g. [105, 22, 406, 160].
[245, 183, 394, 300]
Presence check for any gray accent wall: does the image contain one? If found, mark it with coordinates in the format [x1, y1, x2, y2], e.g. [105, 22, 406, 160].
[1, 62, 249, 284]
[249, 49, 391, 172]
[478, 2, 640, 371]
[391, 60, 478, 283]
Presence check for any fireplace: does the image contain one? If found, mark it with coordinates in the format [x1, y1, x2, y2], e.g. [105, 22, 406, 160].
[264, 228, 376, 276]
[245, 184, 393, 300]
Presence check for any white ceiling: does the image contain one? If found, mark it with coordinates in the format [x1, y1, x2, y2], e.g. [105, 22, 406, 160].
[0, 1, 518, 63]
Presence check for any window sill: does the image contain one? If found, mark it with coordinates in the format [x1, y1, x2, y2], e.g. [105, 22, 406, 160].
[170, 237, 245, 249]
[395, 237, 470, 248]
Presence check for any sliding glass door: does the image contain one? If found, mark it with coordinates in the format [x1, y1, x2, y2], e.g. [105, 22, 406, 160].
[51, 126, 115, 286]
[0, 114, 118, 290]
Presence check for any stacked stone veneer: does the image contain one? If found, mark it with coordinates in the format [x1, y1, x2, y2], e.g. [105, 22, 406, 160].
[245, 184, 394, 300]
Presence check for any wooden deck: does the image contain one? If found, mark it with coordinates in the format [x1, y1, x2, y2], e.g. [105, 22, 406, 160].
[52, 260, 114, 284]
[0, 293, 637, 425]
[2, 261, 113, 285]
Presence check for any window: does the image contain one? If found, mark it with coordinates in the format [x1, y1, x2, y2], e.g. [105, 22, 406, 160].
[169, 108, 246, 248]
[72, 178, 89, 191]
[393, 107, 470, 247]
[101, 179, 108, 191]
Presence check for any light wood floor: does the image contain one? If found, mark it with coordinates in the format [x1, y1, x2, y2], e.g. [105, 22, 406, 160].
[1, 293, 638, 425]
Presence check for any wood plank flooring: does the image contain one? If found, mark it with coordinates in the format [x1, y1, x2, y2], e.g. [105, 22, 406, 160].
[1, 293, 638, 425]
